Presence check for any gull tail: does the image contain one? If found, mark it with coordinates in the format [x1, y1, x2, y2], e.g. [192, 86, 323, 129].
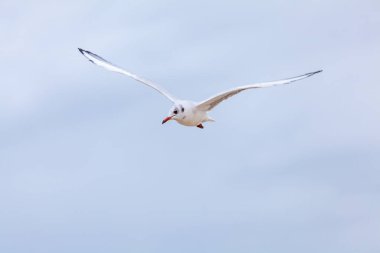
[205, 116, 215, 122]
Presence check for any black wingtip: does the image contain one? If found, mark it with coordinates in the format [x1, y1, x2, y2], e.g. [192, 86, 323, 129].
[78, 48, 95, 63]
[78, 48, 91, 55]
[306, 70, 323, 77]
[78, 48, 87, 55]
[312, 70, 323, 74]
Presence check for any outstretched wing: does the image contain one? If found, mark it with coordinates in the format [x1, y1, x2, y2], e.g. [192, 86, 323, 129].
[196, 70, 322, 111]
[78, 48, 177, 103]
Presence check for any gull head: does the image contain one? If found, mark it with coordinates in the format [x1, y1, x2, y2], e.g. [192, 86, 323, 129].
[162, 104, 186, 124]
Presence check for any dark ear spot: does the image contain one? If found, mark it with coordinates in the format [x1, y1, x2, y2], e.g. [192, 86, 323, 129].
[181, 106, 184, 112]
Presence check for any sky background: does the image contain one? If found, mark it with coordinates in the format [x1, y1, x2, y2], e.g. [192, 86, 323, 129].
[1, 0, 380, 252]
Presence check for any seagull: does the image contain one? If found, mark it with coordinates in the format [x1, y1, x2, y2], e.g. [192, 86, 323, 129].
[78, 48, 322, 129]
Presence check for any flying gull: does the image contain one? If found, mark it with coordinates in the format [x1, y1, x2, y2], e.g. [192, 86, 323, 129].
[78, 48, 322, 129]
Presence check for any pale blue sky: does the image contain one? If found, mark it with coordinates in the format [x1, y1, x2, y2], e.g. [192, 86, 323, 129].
[1, 0, 380, 252]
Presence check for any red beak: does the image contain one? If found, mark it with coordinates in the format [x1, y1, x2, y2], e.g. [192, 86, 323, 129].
[162, 116, 173, 124]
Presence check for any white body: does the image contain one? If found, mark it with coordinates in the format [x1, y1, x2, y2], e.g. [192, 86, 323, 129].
[78, 48, 322, 128]
[169, 100, 211, 126]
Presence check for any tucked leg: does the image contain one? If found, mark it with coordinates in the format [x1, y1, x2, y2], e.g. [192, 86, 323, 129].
[197, 124, 204, 129]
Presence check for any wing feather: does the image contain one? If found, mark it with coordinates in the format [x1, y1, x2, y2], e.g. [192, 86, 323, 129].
[196, 70, 322, 111]
[78, 48, 177, 102]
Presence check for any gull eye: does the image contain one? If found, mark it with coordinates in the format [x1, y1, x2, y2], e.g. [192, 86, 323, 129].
[173, 110, 178, 114]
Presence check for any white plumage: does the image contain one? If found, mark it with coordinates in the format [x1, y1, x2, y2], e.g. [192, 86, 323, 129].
[79, 48, 322, 129]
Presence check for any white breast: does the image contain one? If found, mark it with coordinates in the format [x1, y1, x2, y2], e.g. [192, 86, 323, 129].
[175, 100, 208, 126]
